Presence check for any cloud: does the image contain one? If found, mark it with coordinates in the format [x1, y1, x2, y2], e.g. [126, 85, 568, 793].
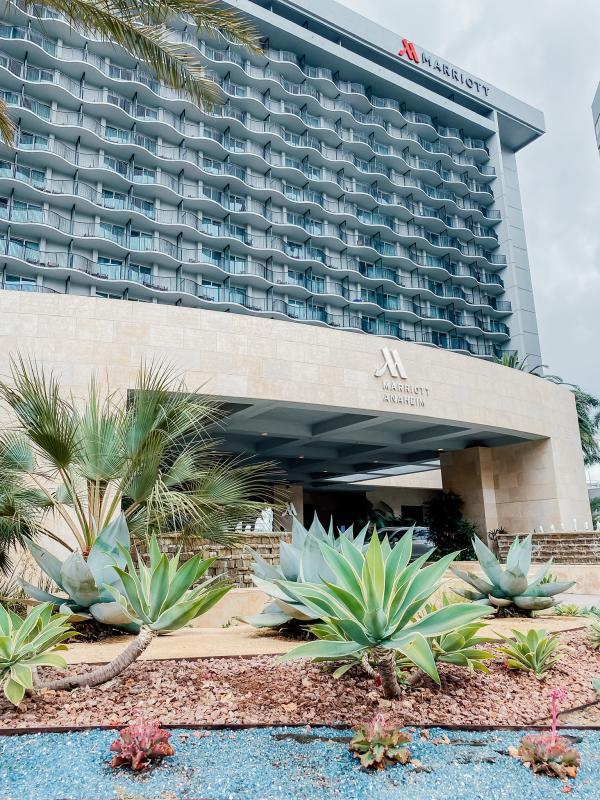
[342, 0, 600, 398]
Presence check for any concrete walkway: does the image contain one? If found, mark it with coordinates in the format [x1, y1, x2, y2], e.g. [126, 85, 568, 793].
[64, 616, 592, 666]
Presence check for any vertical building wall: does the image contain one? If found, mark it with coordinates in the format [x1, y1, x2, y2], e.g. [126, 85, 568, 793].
[490, 112, 542, 365]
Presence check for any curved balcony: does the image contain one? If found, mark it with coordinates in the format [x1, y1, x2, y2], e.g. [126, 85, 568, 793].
[9, 0, 492, 163]
[0, 49, 495, 205]
[3, 88, 500, 232]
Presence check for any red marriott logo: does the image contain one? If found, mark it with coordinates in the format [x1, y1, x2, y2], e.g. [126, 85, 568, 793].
[398, 39, 419, 63]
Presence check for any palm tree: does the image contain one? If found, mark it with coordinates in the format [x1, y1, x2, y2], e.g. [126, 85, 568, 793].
[496, 353, 600, 466]
[0, 358, 275, 623]
[0, 0, 260, 145]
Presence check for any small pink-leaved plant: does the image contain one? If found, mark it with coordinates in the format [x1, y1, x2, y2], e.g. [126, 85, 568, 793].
[349, 713, 411, 770]
[110, 713, 175, 771]
[512, 687, 580, 780]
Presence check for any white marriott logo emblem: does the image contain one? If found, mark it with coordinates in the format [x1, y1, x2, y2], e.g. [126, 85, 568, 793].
[374, 347, 408, 380]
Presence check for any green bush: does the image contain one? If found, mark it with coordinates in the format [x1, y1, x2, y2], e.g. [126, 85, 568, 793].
[498, 629, 562, 677]
[423, 492, 476, 559]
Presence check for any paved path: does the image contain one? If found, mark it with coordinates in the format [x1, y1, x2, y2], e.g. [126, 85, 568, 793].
[63, 616, 592, 665]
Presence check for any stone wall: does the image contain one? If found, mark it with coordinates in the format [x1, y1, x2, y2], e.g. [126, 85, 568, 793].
[155, 533, 285, 587]
[495, 531, 600, 564]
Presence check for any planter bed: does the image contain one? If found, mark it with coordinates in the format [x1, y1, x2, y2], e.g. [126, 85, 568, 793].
[1, 631, 598, 730]
[1, 725, 600, 800]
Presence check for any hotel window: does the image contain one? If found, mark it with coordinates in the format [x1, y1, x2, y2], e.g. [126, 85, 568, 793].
[229, 286, 247, 305]
[22, 96, 51, 119]
[3, 273, 36, 290]
[201, 279, 220, 300]
[100, 222, 125, 243]
[202, 157, 222, 174]
[228, 194, 246, 212]
[203, 185, 223, 203]
[133, 165, 156, 183]
[130, 196, 155, 217]
[135, 133, 157, 154]
[12, 200, 43, 222]
[102, 189, 126, 209]
[16, 164, 45, 187]
[104, 155, 129, 177]
[201, 247, 222, 266]
[287, 298, 305, 317]
[283, 183, 301, 201]
[202, 216, 222, 237]
[6, 236, 40, 260]
[107, 91, 131, 114]
[97, 256, 121, 279]
[229, 254, 247, 273]
[95, 289, 122, 300]
[105, 125, 131, 144]
[136, 103, 158, 120]
[130, 230, 153, 250]
[19, 130, 49, 150]
[128, 263, 152, 284]
[25, 65, 54, 83]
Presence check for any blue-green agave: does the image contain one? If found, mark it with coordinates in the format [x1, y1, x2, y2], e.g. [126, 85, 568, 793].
[242, 515, 369, 628]
[0, 602, 75, 706]
[19, 514, 137, 630]
[278, 531, 488, 698]
[451, 534, 575, 612]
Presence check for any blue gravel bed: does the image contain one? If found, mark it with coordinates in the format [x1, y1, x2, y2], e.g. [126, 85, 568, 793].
[0, 726, 598, 800]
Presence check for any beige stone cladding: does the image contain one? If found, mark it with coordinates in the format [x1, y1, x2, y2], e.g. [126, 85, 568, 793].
[0, 292, 591, 537]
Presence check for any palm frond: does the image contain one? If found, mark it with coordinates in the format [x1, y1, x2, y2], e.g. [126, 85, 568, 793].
[37, 0, 231, 109]
[0, 96, 15, 146]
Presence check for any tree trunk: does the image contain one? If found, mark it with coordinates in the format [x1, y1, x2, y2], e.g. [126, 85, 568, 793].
[376, 648, 402, 699]
[360, 652, 377, 678]
[39, 626, 155, 691]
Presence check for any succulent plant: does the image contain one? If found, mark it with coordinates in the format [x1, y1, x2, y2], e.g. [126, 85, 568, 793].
[0, 602, 74, 706]
[37, 535, 232, 691]
[242, 515, 369, 628]
[349, 714, 411, 770]
[278, 530, 488, 698]
[516, 734, 580, 779]
[19, 514, 139, 631]
[498, 628, 562, 677]
[513, 687, 580, 779]
[590, 612, 600, 649]
[451, 534, 575, 613]
[110, 715, 175, 771]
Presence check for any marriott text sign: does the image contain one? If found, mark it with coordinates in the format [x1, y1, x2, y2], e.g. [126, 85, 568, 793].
[397, 40, 490, 98]
[374, 347, 430, 407]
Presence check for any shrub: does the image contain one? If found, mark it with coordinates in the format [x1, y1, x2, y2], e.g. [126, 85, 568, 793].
[110, 715, 174, 771]
[0, 602, 74, 706]
[498, 629, 562, 677]
[349, 714, 411, 770]
[452, 534, 575, 614]
[424, 491, 476, 558]
[278, 531, 488, 698]
[588, 612, 600, 649]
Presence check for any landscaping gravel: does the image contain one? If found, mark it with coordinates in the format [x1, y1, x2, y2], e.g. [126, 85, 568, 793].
[0, 631, 598, 730]
[1, 725, 599, 800]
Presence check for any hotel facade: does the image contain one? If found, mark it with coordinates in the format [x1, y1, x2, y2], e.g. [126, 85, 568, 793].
[0, 0, 591, 534]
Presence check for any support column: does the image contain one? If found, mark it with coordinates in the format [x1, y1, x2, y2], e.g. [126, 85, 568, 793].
[440, 437, 592, 537]
[440, 448, 498, 537]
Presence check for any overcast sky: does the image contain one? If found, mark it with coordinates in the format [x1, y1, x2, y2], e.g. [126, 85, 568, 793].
[342, 0, 600, 403]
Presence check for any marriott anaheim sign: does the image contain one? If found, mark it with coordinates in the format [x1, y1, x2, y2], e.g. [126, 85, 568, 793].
[397, 38, 490, 98]
[374, 347, 430, 407]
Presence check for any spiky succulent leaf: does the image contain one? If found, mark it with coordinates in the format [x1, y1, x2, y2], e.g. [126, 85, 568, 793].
[243, 515, 369, 628]
[0, 602, 75, 706]
[455, 534, 573, 614]
[105, 535, 232, 632]
[279, 531, 488, 681]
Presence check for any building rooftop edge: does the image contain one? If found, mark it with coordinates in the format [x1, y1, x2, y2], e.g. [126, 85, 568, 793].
[238, 0, 545, 149]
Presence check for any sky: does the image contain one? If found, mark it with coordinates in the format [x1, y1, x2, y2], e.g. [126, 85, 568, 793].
[341, 0, 600, 474]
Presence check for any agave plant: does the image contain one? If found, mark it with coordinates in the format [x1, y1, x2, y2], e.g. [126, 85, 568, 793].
[451, 534, 575, 614]
[0, 602, 74, 706]
[278, 531, 488, 698]
[242, 515, 369, 628]
[498, 629, 562, 677]
[0, 359, 272, 626]
[37, 535, 231, 691]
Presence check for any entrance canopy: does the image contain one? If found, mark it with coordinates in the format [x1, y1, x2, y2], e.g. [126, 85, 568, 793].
[217, 398, 542, 491]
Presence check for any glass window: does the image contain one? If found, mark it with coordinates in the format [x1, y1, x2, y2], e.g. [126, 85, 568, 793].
[130, 230, 153, 250]
[26, 65, 54, 82]
[95, 290, 122, 299]
[104, 155, 129, 176]
[100, 222, 125, 243]
[133, 165, 156, 183]
[16, 164, 45, 186]
[19, 130, 48, 149]
[102, 189, 126, 209]
[4, 273, 36, 290]
[105, 125, 130, 144]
